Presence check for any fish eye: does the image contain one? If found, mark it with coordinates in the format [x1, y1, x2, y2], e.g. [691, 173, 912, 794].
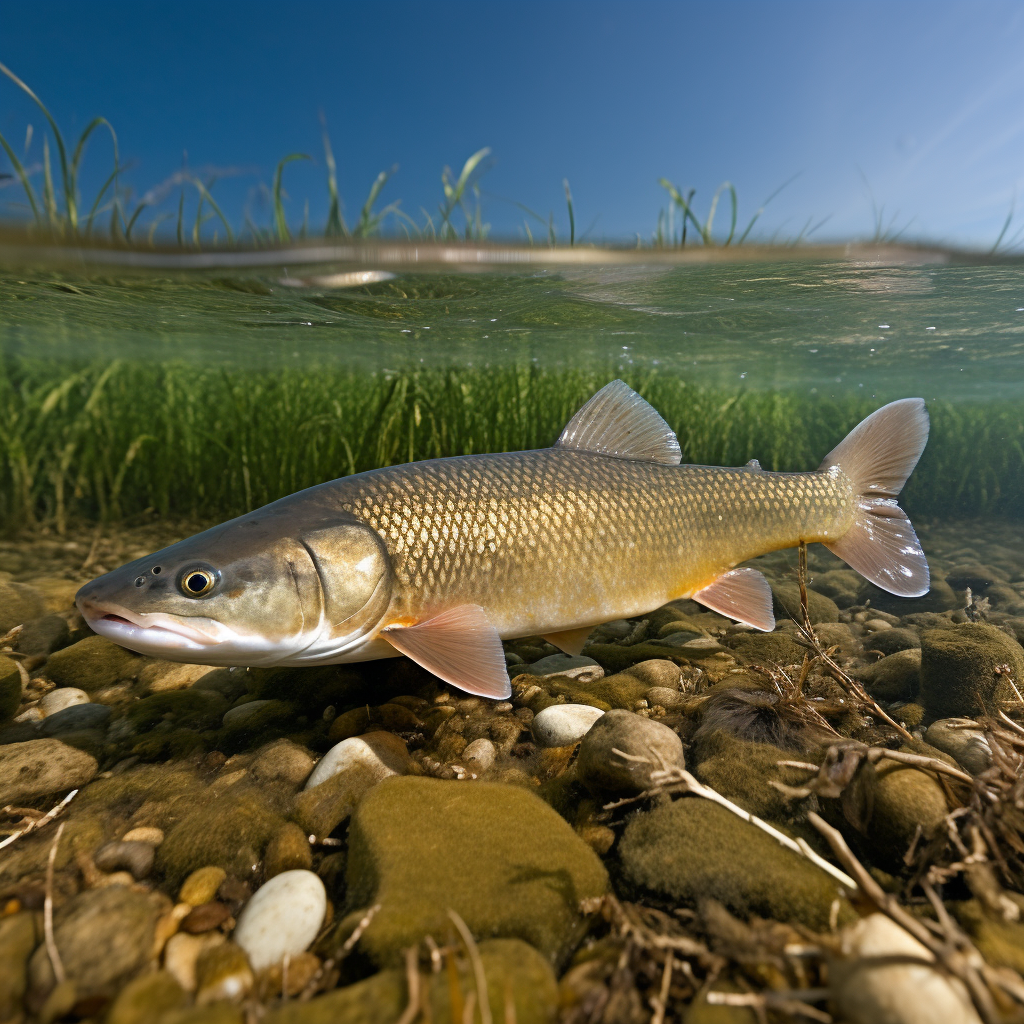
[180, 568, 216, 597]
[152, 566, 162, 575]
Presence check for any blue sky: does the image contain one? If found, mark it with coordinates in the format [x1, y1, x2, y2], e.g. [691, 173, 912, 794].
[2, 0, 1023, 248]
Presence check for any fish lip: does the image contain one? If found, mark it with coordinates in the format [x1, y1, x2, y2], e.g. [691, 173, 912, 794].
[77, 598, 221, 649]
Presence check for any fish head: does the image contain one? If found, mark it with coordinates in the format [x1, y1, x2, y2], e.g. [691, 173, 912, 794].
[75, 507, 394, 665]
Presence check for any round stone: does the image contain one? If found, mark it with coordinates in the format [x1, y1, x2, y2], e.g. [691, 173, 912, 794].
[232, 869, 326, 971]
[304, 733, 408, 791]
[39, 688, 90, 717]
[531, 704, 605, 748]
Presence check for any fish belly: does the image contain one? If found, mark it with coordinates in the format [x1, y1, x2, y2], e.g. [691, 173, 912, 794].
[331, 448, 855, 638]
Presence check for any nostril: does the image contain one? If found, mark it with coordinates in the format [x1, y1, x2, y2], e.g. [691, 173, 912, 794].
[134, 576, 146, 588]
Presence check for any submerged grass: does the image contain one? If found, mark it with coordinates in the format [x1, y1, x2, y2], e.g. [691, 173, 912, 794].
[0, 359, 1020, 532]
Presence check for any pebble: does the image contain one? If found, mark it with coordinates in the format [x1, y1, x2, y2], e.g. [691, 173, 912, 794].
[195, 941, 254, 1005]
[221, 699, 272, 727]
[179, 866, 227, 907]
[462, 737, 496, 772]
[577, 709, 685, 795]
[37, 701, 111, 736]
[864, 618, 893, 632]
[532, 704, 605, 748]
[249, 738, 315, 788]
[122, 826, 164, 846]
[645, 686, 688, 710]
[39, 687, 89, 716]
[525, 654, 604, 681]
[624, 659, 682, 689]
[12, 707, 42, 724]
[924, 718, 992, 775]
[830, 913, 981, 1024]
[179, 901, 232, 934]
[93, 840, 155, 880]
[0, 737, 98, 804]
[232, 869, 327, 971]
[304, 732, 409, 791]
[163, 931, 224, 992]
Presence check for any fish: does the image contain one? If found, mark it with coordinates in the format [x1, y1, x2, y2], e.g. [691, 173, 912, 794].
[76, 381, 930, 700]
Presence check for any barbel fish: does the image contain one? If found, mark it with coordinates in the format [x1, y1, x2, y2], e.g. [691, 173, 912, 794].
[76, 381, 930, 700]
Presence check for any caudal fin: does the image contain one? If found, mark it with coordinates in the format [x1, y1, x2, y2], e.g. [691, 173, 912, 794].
[819, 398, 930, 598]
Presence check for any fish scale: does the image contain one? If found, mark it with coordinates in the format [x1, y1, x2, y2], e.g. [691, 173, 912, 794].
[335, 449, 855, 637]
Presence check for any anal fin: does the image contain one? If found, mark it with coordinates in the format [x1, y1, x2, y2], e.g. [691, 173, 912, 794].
[542, 626, 595, 657]
[381, 605, 511, 699]
[694, 567, 775, 631]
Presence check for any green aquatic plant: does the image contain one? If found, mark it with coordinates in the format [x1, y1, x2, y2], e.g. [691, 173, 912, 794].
[0, 358, 1020, 531]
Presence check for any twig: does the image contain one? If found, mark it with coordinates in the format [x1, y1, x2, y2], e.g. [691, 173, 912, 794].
[44, 821, 66, 986]
[808, 811, 1005, 1024]
[395, 946, 422, 1024]
[707, 990, 833, 1023]
[448, 909, 492, 1024]
[297, 902, 380, 1002]
[650, 951, 674, 1024]
[0, 789, 77, 851]
[604, 756, 856, 890]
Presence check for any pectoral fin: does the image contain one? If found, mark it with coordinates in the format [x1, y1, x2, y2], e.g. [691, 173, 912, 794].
[693, 567, 775, 631]
[542, 626, 595, 657]
[381, 605, 511, 699]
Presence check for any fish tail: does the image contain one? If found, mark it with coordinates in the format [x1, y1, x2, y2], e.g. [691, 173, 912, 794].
[818, 398, 930, 597]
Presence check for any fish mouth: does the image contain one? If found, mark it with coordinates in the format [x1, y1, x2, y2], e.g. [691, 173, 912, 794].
[78, 599, 229, 653]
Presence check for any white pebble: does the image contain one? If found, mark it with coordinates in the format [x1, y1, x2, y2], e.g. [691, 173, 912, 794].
[462, 738, 496, 771]
[233, 869, 326, 971]
[304, 734, 405, 791]
[40, 688, 90, 717]
[864, 619, 893, 632]
[532, 704, 605, 748]
[830, 913, 981, 1024]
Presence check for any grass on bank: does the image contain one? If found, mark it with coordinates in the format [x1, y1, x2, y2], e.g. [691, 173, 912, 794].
[0, 359, 1020, 533]
[1, 59, 801, 250]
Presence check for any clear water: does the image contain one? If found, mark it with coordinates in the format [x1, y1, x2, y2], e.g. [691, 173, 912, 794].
[1, 243, 1022, 527]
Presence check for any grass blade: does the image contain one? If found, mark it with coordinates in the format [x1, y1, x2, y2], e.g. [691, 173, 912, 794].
[438, 147, 491, 236]
[273, 153, 311, 242]
[0, 128, 40, 221]
[0, 60, 74, 228]
[320, 114, 347, 237]
[187, 175, 234, 244]
[355, 165, 397, 237]
[564, 178, 575, 246]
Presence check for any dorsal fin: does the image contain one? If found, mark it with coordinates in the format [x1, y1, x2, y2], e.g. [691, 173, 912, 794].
[555, 380, 682, 465]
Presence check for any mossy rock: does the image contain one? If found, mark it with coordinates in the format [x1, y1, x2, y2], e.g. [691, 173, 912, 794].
[692, 730, 811, 823]
[245, 664, 368, 709]
[721, 631, 804, 666]
[808, 569, 865, 609]
[770, 583, 839, 624]
[106, 970, 186, 1024]
[867, 759, 949, 865]
[0, 654, 21, 727]
[218, 699, 299, 749]
[545, 671, 650, 710]
[291, 762, 385, 838]
[619, 798, 855, 930]
[157, 788, 285, 886]
[585, 642, 725, 676]
[919, 622, 1024, 721]
[44, 636, 144, 693]
[266, 939, 556, 1024]
[866, 577, 959, 614]
[951, 895, 1024, 975]
[0, 912, 39, 1019]
[124, 689, 229, 733]
[335, 776, 608, 967]
[328, 702, 422, 743]
[27, 886, 159, 1000]
[0, 581, 47, 633]
[893, 702, 926, 729]
[855, 648, 921, 702]
[864, 627, 920, 657]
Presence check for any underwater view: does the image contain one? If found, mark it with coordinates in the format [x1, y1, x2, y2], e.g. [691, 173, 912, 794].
[4, 2, 1024, 1023]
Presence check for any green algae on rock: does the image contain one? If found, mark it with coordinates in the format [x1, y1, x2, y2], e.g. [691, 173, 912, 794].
[266, 938, 557, 1024]
[919, 622, 1024, 720]
[0, 737, 97, 805]
[855, 647, 921, 702]
[334, 776, 608, 966]
[105, 970, 187, 1024]
[0, 654, 21, 726]
[44, 635, 144, 694]
[0, 912, 39, 1019]
[770, 582, 839, 625]
[619, 798, 854, 930]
